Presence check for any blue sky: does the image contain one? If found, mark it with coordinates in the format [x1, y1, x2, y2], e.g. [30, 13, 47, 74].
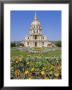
[11, 11, 61, 41]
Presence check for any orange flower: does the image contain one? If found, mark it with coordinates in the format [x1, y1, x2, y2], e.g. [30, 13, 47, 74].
[24, 70, 29, 75]
[15, 70, 20, 77]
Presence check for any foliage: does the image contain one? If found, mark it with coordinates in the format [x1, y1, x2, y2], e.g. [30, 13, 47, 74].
[11, 55, 61, 79]
[54, 41, 61, 47]
[11, 42, 16, 47]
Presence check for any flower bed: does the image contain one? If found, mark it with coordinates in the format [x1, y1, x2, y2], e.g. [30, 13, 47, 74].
[11, 55, 61, 79]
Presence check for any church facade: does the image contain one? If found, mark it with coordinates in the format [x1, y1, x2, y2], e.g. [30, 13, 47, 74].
[22, 13, 55, 48]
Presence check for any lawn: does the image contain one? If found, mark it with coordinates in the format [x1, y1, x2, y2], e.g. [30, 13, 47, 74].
[11, 47, 61, 58]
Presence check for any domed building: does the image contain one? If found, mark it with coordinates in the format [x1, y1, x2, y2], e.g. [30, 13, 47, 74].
[22, 12, 55, 48]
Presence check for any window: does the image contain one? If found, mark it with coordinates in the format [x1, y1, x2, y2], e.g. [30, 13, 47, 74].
[35, 35, 37, 39]
[42, 42, 44, 45]
[27, 42, 29, 45]
[35, 42, 37, 47]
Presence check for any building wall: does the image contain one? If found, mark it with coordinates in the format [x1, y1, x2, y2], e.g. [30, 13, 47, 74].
[44, 41, 48, 47]
[37, 42, 42, 47]
[24, 36, 49, 47]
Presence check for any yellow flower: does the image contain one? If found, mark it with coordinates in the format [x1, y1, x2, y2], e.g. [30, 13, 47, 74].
[54, 72, 59, 77]
[15, 57, 20, 63]
[16, 60, 19, 63]
[24, 70, 29, 75]
[27, 62, 30, 65]
[15, 70, 20, 77]
[41, 71, 45, 76]
[15, 56, 22, 63]
[31, 68, 35, 72]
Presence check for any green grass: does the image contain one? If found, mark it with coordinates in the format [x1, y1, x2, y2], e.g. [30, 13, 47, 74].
[11, 48, 28, 58]
[44, 50, 61, 57]
[11, 47, 61, 57]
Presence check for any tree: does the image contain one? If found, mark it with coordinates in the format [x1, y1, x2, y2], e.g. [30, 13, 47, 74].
[11, 42, 16, 47]
[55, 41, 61, 47]
[20, 43, 24, 47]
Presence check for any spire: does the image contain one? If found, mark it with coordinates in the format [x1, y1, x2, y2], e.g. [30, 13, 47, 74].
[34, 11, 38, 20]
[35, 11, 36, 17]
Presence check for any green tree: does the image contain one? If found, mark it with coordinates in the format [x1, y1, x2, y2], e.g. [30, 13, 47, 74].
[55, 41, 61, 47]
[11, 42, 16, 47]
